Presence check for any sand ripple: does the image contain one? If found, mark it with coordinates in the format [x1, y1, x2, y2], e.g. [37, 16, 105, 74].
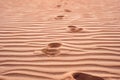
[0, 0, 120, 80]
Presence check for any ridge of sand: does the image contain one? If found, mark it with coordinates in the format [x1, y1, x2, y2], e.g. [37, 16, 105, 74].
[0, 0, 120, 80]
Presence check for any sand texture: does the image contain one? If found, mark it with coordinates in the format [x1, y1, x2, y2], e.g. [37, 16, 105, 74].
[0, 0, 120, 80]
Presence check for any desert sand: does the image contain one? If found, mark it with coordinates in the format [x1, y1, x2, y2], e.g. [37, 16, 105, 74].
[0, 0, 120, 80]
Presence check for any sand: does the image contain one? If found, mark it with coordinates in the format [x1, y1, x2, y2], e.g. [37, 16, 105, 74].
[0, 0, 120, 80]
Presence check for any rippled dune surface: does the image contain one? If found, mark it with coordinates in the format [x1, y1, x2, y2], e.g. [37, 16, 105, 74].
[0, 0, 120, 80]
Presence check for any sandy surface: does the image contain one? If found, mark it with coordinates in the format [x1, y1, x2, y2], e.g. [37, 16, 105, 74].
[0, 0, 120, 80]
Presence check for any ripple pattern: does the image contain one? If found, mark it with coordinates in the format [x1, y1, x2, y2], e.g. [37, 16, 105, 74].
[0, 0, 120, 80]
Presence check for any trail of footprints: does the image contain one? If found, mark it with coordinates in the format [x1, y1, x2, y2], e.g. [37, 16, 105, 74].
[35, 25, 84, 57]
[33, 6, 104, 80]
[0, 0, 120, 80]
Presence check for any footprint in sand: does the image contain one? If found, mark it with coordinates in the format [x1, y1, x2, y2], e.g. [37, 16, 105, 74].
[47, 42, 62, 48]
[54, 15, 65, 20]
[64, 9, 72, 12]
[59, 71, 104, 80]
[41, 48, 60, 56]
[41, 42, 62, 56]
[56, 4, 62, 8]
[72, 72, 104, 80]
[67, 25, 83, 33]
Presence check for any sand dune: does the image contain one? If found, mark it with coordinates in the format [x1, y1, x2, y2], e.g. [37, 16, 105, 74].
[0, 0, 120, 80]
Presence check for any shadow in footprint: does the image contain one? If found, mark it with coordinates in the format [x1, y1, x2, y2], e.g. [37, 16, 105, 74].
[48, 42, 62, 48]
[55, 15, 64, 20]
[64, 9, 72, 12]
[56, 5, 62, 8]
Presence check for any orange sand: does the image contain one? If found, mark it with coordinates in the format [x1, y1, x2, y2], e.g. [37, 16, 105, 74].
[0, 0, 120, 80]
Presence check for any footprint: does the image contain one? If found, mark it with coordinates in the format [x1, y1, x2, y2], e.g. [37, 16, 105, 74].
[72, 72, 104, 80]
[35, 42, 62, 57]
[56, 5, 62, 8]
[59, 71, 104, 80]
[48, 42, 62, 48]
[64, 9, 72, 12]
[67, 25, 83, 33]
[41, 48, 60, 57]
[55, 15, 64, 20]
